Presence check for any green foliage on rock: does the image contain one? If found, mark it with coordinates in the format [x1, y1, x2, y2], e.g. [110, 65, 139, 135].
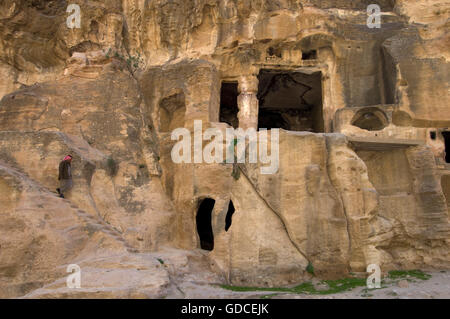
[106, 156, 118, 177]
[220, 277, 367, 295]
[306, 262, 314, 275]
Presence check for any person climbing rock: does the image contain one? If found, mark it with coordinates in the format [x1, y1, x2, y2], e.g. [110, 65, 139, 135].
[57, 155, 73, 198]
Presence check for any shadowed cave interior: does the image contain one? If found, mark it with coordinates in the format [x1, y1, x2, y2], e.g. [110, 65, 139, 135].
[219, 82, 239, 129]
[196, 198, 215, 251]
[443, 131, 450, 163]
[257, 69, 324, 132]
[225, 200, 235, 232]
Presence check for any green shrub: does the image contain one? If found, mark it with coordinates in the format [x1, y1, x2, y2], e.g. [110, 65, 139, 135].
[388, 270, 431, 281]
[306, 262, 314, 275]
[106, 157, 118, 177]
[231, 164, 240, 180]
[105, 49, 143, 73]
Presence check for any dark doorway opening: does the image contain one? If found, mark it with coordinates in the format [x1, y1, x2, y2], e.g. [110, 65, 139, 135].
[302, 50, 317, 60]
[443, 132, 450, 163]
[220, 82, 239, 129]
[430, 131, 436, 140]
[257, 69, 324, 132]
[196, 198, 215, 251]
[225, 200, 235, 232]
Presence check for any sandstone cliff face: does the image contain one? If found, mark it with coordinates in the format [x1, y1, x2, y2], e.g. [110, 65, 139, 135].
[0, 0, 449, 297]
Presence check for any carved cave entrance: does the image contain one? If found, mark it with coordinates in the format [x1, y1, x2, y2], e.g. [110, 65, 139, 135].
[225, 200, 235, 232]
[196, 198, 215, 251]
[219, 82, 239, 129]
[257, 69, 324, 132]
[443, 132, 450, 163]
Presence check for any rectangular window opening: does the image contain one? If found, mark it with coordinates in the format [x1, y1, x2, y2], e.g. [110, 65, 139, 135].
[302, 50, 317, 60]
[220, 82, 239, 129]
[257, 69, 324, 133]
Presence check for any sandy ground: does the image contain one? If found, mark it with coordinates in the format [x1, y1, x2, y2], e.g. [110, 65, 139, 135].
[16, 244, 450, 299]
[175, 270, 450, 299]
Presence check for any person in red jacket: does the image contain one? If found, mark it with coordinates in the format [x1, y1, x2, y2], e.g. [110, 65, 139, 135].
[57, 155, 73, 198]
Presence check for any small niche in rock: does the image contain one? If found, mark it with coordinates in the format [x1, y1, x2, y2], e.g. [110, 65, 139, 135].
[159, 92, 186, 132]
[267, 46, 282, 58]
[351, 107, 389, 131]
[302, 50, 317, 60]
[90, 20, 99, 34]
[430, 131, 436, 140]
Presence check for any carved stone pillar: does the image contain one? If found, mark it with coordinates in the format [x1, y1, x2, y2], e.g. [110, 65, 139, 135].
[237, 75, 259, 130]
